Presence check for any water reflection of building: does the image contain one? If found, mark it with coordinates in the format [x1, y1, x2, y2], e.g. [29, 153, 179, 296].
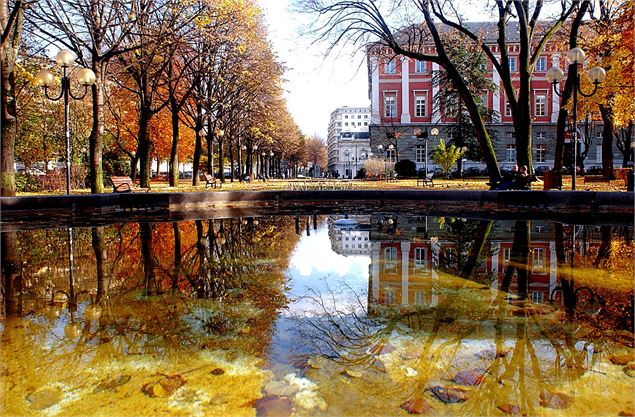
[363, 215, 627, 313]
[327, 215, 372, 256]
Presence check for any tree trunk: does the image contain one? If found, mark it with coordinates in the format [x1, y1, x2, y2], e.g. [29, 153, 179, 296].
[1, 231, 21, 316]
[192, 106, 203, 186]
[89, 61, 105, 193]
[140, 222, 156, 296]
[229, 144, 234, 182]
[91, 226, 106, 302]
[169, 100, 179, 187]
[599, 104, 615, 178]
[137, 105, 152, 188]
[0, 2, 23, 197]
[218, 136, 224, 182]
[172, 222, 181, 290]
[460, 220, 493, 279]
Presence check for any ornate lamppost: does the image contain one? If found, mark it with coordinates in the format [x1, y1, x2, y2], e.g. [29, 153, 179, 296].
[36, 50, 96, 195]
[546, 47, 606, 190]
[414, 127, 438, 175]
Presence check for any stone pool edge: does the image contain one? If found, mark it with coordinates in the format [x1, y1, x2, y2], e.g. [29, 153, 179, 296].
[1, 190, 632, 230]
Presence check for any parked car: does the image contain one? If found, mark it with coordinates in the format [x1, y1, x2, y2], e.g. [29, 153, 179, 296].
[296, 174, 306, 179]
[585, 166, 603, 175]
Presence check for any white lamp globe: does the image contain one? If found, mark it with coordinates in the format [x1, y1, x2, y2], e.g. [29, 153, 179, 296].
[546, 66, 565, 84]
[566, 47, 585, 65]
[35, 69, 55, 87]
[587, 66, 606, 84]
[56, 49, 76, 68]
[76, 68, 96, 86]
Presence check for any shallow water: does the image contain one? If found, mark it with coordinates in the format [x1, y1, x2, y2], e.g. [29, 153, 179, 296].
[1, 215, 633, 416]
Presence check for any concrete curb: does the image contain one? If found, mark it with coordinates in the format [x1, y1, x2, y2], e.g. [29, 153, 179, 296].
[1, 190, 632, 231]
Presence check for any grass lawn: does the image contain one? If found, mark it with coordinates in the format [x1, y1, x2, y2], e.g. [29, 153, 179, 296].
[17, 175, 629, 196]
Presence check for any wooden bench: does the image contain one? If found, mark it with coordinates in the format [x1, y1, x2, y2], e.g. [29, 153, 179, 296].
[110, 176, 148, 193]
[583, 175, 611, 184]
[416, 173, 435, 187]
[203, 173, 221, 189]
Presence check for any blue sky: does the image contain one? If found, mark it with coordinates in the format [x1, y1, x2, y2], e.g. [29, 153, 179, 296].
[258, 0, 370, 139]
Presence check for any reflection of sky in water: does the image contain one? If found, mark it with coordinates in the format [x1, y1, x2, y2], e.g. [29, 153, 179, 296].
[268, 221, 372, 368]
[284, 221, 370, 316]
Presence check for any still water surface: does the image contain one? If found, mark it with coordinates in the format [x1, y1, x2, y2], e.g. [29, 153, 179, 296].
[1, 214, 633, 416]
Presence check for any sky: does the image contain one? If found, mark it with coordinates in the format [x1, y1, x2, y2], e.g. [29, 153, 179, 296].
[257, 0, 370, 139]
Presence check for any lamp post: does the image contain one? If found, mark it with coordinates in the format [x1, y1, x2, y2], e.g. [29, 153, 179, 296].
[344, 149, 350, 178]
[414, 127, 438, 175]
[546, 47, 606, 190]
[36, 50, 96, 195]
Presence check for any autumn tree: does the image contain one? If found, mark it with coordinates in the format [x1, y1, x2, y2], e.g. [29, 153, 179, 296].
[28, 0, 144, 192]
[305, 135, 327, 176]
[1, 0, 27, 196]
[578, 0, 634, 172]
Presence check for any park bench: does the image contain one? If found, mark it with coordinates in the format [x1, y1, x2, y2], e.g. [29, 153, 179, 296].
[110, 176, 148, 193]
[416, 172, 435, 187]
[203, 173, 221, 189]
[583, 175, 611, 184]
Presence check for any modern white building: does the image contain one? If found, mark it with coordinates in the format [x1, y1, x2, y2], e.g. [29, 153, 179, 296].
[327, 106, 371, 178]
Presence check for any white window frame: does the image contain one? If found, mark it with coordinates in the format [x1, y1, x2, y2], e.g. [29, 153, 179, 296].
[536, 144, 546, 163]
[414, 290, 425, 305]
[534, 92, 547, 116]
[414, 247, 427, 270]
[414, 92, 427, 117]
[414, 60, 425, 73]
[383, 246, 397, 272]
[386, 149, 396, 163]
[503, 247, 511, 265]
[536, 57, 547, 72]
[532, 248, 545, 273]
[385, 59, 396, 74]
[505, 98, 512, 117]
[508, 57, 517, 72]
[384, 287, 395, 304]
[384, 93, 397, 117]
[415, 145, 425, 163]
[506, 144, 516, 163]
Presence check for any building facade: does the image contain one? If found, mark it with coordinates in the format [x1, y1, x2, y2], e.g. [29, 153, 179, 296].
[327, 106, 372, 178]
[367, 22, 624, 174]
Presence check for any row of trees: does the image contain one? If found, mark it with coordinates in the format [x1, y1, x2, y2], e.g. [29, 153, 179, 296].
[1, 0, 328, 196]
[302, 0, 633, 186]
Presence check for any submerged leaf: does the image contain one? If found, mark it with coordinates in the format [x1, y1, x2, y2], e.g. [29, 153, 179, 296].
[94, 374, 131, 393]
[426, 386, 469, 403]
[400, 396, 431, 414]
[453, 370, 484, 386]
[539, 390, 573, 409]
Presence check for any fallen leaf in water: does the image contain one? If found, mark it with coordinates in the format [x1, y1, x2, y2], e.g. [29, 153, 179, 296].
[255, 395, 293, 417]
[210, 368, 225, 376]
[453, 370, 484, 386]
[610, 354, 635, 365]
[400, 396, 431, 414]
[497, 404, 521, 415]
[26, 387, 63, 410]
[142, 375, 185, 398]
[618, 410, 635, 416]
[94, 374, 131, 393]
[624, 362, 635, 377]
[539, 390, 573, 409]
[426, 386, 469, 403]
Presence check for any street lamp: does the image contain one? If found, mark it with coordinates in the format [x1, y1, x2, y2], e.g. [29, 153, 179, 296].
[36, 50, 96, 195]
[546, 47, 606, 190]
[415, 127, 438, 175]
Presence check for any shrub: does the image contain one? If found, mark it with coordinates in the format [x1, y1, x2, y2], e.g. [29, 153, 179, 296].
[15, 174, 43, 192]
[394, 159, 417, 178]
[354, 167, 366, 179]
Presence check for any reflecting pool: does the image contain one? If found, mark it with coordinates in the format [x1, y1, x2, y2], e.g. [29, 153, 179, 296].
[1, 214, 633, 416]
